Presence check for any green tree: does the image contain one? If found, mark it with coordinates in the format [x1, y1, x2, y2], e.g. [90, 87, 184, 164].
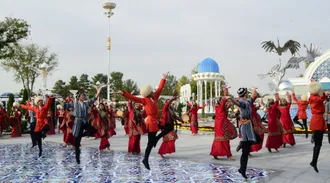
[52, 80, 70, 98]
[161, 74, 178, 95]
[122, 79, 138, 94]
[67, 76, 80, 90]
[78, 74, 90, 89]
[176, 75, 190, 95]
[110, 72, 123, 92]
[0, 43, 59, 97]
[0, 17, 30, 59]
[7, 93, 14, 117]
[91, 73, 108, 99]
[22, 88, 28, 103]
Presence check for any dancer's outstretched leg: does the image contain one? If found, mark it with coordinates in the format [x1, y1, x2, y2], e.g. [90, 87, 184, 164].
[37, 133, 42, 157]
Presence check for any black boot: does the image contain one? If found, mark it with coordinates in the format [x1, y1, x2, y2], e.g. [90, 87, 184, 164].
[39, 149, 42, 157]
[142, 158, 150, 170]
[236, 141, 243, 152]
[310, 145, 321, 173]
[75, 147, 81, 164]
[328, 137, 330, 144]
[311, 134, 314, 144]
[239, 156, 248, 179]
[283, 143, 286, 148]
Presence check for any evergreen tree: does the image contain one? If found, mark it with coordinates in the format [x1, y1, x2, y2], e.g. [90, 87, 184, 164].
[7, 93, 14, 116]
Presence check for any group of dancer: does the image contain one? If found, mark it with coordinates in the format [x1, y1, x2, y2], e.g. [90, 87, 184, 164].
[0, 71, 329, 179]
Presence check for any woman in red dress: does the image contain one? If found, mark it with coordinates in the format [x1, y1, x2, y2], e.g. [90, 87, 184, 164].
[186, 102, 206, 135]
[0, 104, 8, 136]
[97, 103, 111, 151]
[47, 110, 56, 135]
[250, 101, 267, 153]
[10, 102, 22, 137]
[308, 81, 329, 173]
[57, 105, 65, 133]
[127, 101, 145, 154]
[64, 109, 75, 146]
[158, 96, 183, 158]
[210, 87, 237, 160]
[292, 93, 309, 138]
[265, 93, 283, 152]
[278, 92, 296, 147]
[107, 105, 117, 137]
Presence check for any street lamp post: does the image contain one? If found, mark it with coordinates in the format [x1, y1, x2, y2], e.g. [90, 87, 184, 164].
[102, 1, 116, 103]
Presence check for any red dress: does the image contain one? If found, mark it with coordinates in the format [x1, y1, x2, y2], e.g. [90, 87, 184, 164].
[265, 101, 283, 149]
[0, 108, 8, 133]
[107, 108, 117, 137]
[20, 98, 53, 133]
[250, 97, 267, 152]
[57, 109, 65, 132]
[210, 98, 237, 157]
[122, 79, 165, 133]
[96, 110, 111, 150]
[309, 93, 328, 131]
[59, 112, 67, 143]
[292, 93, 309, 120]
[47, 111, 56, 135]
[278, 103, 296, 146]
[158, 98, 179, 155]
[89, 107, 100, 138]
[9, 109, 22, 137]
[127, 102, 142, 153]
[64, 112, 74, 146]
[188, 105, 206, 134]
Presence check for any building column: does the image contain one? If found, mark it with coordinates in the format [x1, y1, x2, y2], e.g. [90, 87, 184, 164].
[210, 81, 213, 113]
[204, 80, 208, 113]
[214, 80, 218, 98]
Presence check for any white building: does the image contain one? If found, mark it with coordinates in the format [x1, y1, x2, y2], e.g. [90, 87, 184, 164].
[289, 49, 330, 96]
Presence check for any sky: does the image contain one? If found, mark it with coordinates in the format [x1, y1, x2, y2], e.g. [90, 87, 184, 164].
[1, 0, 330, 95]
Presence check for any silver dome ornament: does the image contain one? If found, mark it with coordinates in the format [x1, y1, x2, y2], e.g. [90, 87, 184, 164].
[277, 80, 294, 91]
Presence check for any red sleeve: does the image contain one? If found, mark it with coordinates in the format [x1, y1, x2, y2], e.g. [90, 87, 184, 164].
[292, 93, 298, 103]
[186, 101, 192, 107]
[128, 102, 133, 111]
[154, 79, 166, 100]
[20, 104, 35, 112]
[163, 101, 171, 111]
[123, 92, 147, 105]
[43, 97, 53, 110]
[198, 104, 206, 109]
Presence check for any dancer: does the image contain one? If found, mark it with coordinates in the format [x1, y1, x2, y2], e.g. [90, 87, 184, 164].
[20, 95, 53, 157]
[228, 87, 258, 179]
[57, 105, 65, 133]
[292, 93, 309, 138]
[96, 103, 111, 151]
[308, 81, 329, 173]
[25, 100, 37, 147]
[116, 72, 168, 170]
[107, 104, 117, 137]
[278, 92, 296, 147]
[68, 86, 104, 164]
[0, 103, 8, 137]
[127, 101, 145, 154]
[210, 87, 237, 160]
[326, 96, 330, 143]
[47, 109, 56, 135]
[63, 108, 75, 146]
[250, 101, 267, 153]
[186, 101, 206, 135]
[9, 102, 22, 137]
[265, 93, 283, 152]
[158, 96, 183, 158]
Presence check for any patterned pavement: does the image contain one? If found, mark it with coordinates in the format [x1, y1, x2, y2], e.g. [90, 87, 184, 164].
[0, 142, 273, 183]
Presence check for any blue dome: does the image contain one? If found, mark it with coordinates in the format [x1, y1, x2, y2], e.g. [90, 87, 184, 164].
[197, 58, 219, 73]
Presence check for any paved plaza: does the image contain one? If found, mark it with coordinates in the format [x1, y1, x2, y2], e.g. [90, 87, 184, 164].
[0, 122, 330, 183]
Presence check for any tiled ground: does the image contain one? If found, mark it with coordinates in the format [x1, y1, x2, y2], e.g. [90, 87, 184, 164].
[0, 142, 272, 183]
